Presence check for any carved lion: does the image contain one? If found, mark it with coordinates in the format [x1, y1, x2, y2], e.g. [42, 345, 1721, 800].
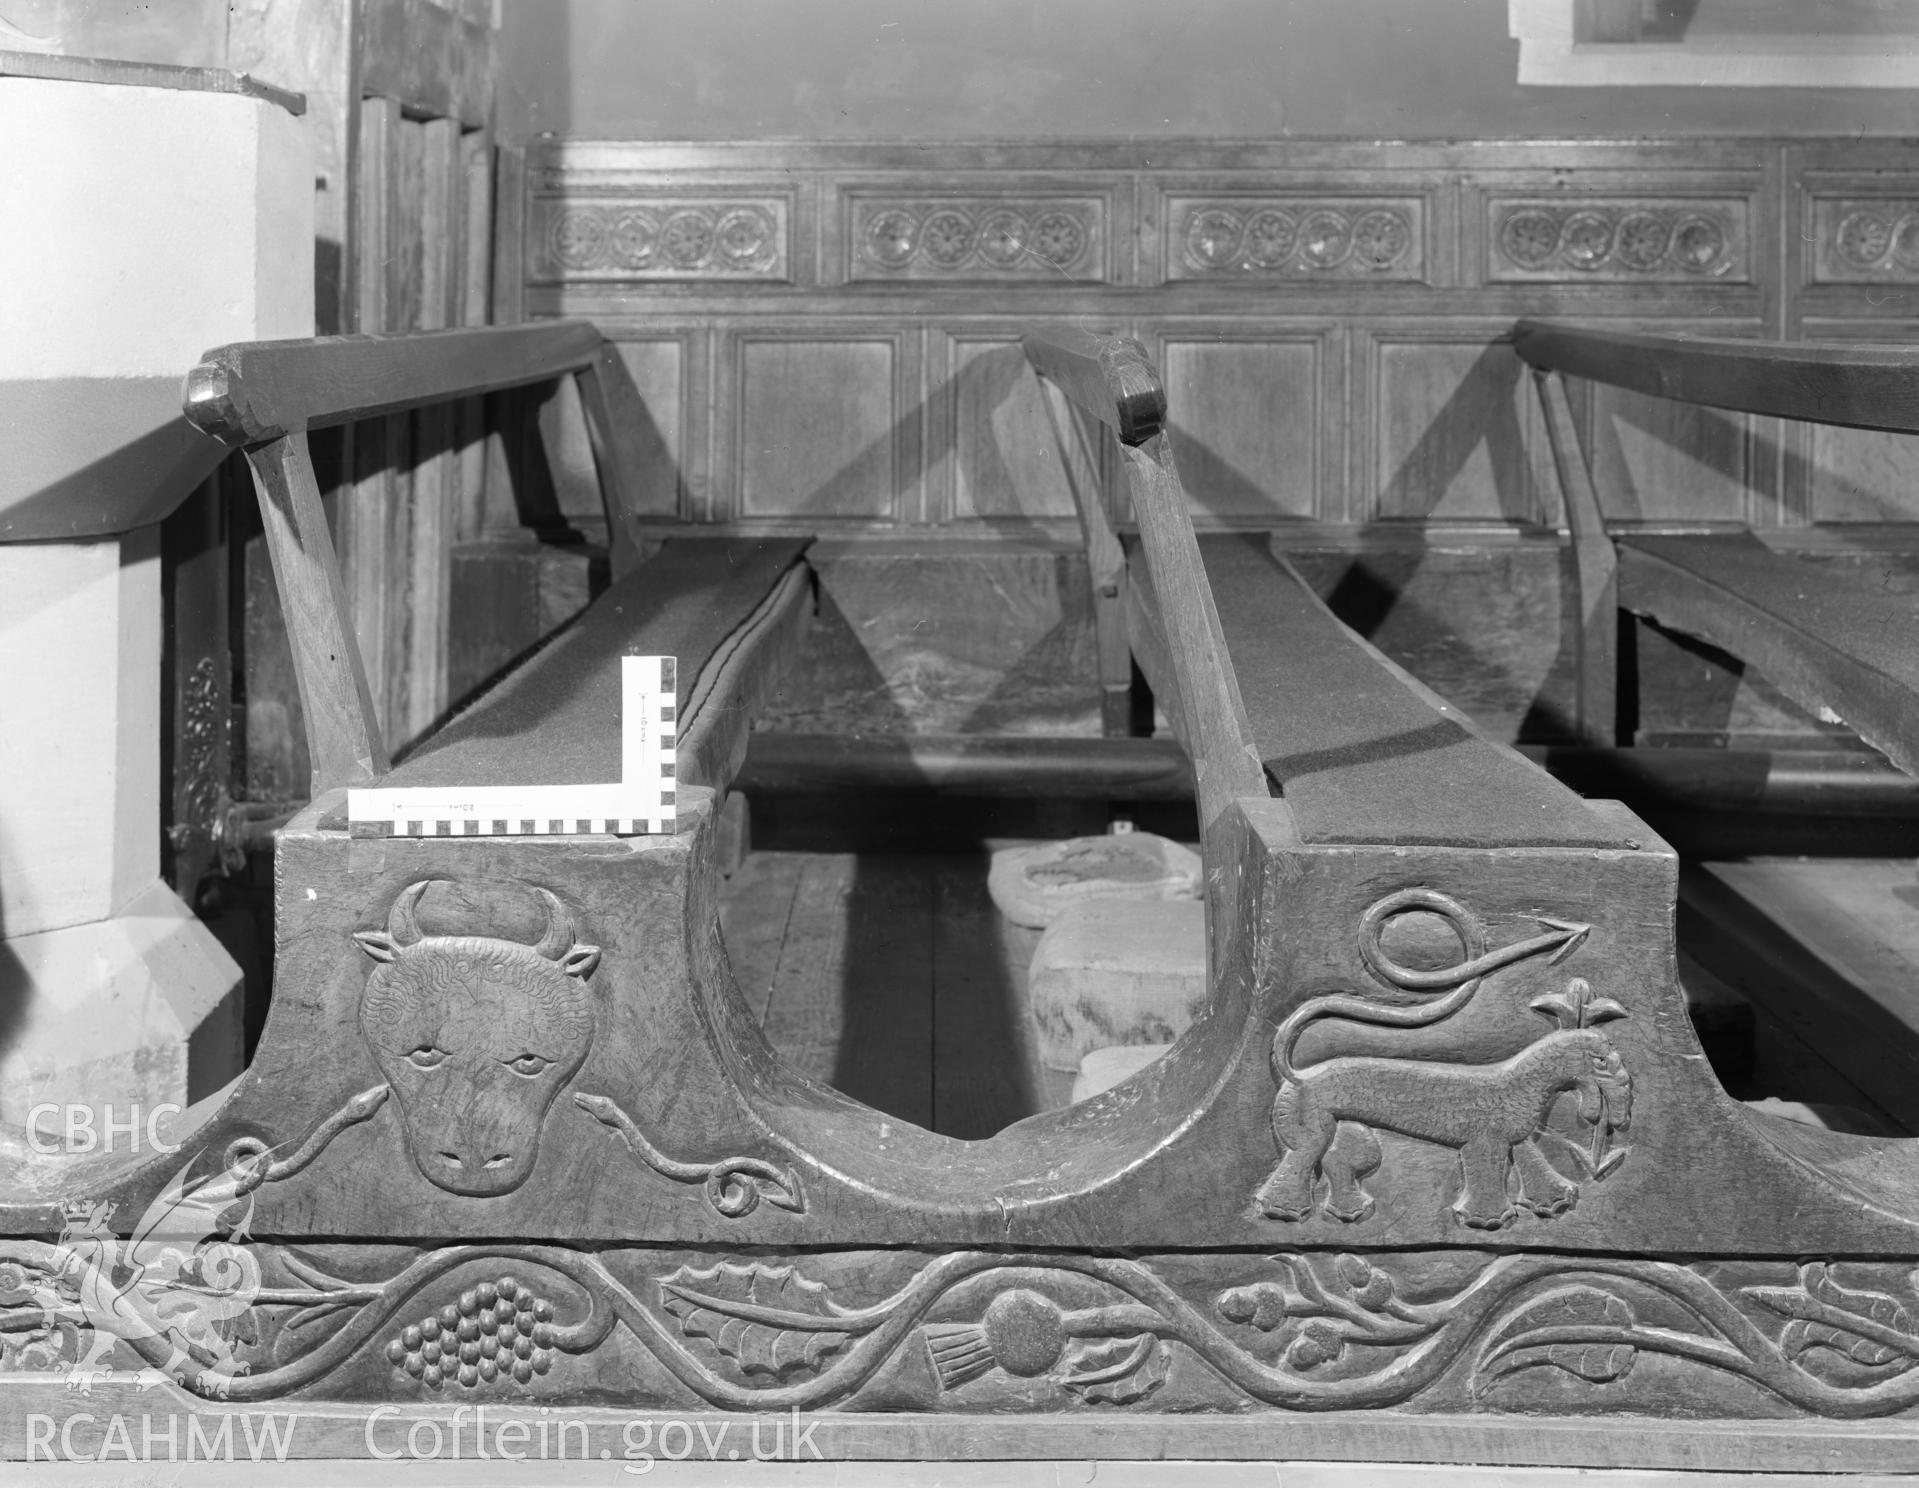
[1257, 1030, 1632, 1230]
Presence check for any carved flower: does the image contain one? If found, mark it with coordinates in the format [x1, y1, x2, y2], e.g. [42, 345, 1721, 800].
[1670, 215, 1727, 272]
[978, 210, 1031, 268]
[1351, 210, 1411, 271]
[661, 210, 715, 269]
[608, 209, 658, 269]
[1243, 208, 1298, 269]
[1298, 210, 1352, 269]
[1613, 212, 1670, 272]
[1185, 208, 1244, 270]
[921, 210, 977, 267]
[1032, 211, 1087, 268]
[1560, 212, 1615, 269]
[549, 208, 607, 270]
[715, 207, 776, 270]
[1500, 209, 1561, 269]
[1838, 210, 1894, 268]
[864, 209, 920, 267]
[1893, 214, 1919, 272]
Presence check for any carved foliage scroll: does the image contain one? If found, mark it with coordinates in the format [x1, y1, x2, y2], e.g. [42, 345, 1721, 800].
[1168, 198, 1424, 280]
[11, 1235, 1919, 1419]
[1813, 199, 1919, 282]
[1489, 200, 1745, 282]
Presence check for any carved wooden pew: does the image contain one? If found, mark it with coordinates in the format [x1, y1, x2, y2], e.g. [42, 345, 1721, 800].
[1513, 320, 1919, 763]
[7, 325, 1919, 1473]
[1514, 321, 1919, 1130]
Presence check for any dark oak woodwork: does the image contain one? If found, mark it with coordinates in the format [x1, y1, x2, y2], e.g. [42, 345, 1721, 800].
[1619, 533, 1919, 779]
[184, 321, 606, 445]
[15, 316, 1919, 1470]
[381, 536, 812, 794]
[1514, 320, 1919, 437]
[1521, 322, 1919, 779]
[1022, 328, 1262, 831]
[242, 433, 389, 795]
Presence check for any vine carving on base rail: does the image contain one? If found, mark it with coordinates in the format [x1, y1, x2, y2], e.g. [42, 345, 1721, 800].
[7, 1229, 1919, 1418]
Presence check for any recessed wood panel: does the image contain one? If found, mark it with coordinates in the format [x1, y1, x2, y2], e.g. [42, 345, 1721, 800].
[1589, 386, 1754, 523]
[1809, 196, 1919, 285]
[530, 196, 790, 283]
[948, 338, 1076, 521]
[739, 338, 898, 519]
[1807, 424, 1919, 522]
[1163, 198, 1425, 283]
[615, 339, 685, 518]
[844, 195, 1109, 284]
[1484, 197, 1749, 284]
[1161, 338, 1320, 520]
[1371, 339, 1536, 522]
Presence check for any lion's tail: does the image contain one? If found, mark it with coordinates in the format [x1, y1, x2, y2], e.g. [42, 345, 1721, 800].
[1271, 977, 1483, 1084]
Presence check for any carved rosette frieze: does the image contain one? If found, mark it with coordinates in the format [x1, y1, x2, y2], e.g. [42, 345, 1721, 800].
[1166, 198, 1424, 280]
[846, 198, 1105, 281]
[530, 198, 788, 282]
[1488, 200, 1745, 281]
[11, 1230, 1919, 1419]
[1813, 199, 1919, 282]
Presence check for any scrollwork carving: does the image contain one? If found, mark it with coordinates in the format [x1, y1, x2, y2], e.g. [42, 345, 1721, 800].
[1171, 199, 1420, 278]
[1817, 200, 1919, 281]
[848, 199, 1102, 278]
[1490, 200, 1740, 280]
[533, 199, 788, 281]
[11, 1233, 1919, 1418]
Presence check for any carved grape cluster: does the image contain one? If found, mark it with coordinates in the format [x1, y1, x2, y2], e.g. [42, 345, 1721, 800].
[385, 1276, 556, 1389]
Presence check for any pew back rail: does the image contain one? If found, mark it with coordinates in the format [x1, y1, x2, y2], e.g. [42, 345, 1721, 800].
[183, 322, 665, 796]
[1514, 320, 1919, 771]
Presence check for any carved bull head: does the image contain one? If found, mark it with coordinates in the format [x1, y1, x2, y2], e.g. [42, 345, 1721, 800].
[355, 881, 601, 1197]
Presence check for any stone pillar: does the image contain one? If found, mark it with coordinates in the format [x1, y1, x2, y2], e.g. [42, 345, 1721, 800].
[0, 76, 313, 1154]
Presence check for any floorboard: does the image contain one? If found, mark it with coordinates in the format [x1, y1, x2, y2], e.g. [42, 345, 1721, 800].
[722, 847, 1074, 1136]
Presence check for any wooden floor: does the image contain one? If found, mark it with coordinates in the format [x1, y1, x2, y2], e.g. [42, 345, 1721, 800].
[719, 848, 1076, 1138]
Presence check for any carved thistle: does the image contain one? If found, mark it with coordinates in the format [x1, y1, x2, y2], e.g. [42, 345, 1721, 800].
[1258, 889, 1631, 1229]
[1168, 198, 1423, 279]
[1490, 200, 1744, 281]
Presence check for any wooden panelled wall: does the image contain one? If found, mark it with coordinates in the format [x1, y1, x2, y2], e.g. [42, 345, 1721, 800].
[339, 0, 497, 747]
[517, 140, 1919, 535]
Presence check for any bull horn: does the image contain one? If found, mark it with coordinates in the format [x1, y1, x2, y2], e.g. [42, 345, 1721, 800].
[388, 880, 432, 946]
[531, 888, 574, 961]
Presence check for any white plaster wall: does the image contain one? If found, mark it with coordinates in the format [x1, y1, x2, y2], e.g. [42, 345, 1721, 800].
[0, 77, 313, 379]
